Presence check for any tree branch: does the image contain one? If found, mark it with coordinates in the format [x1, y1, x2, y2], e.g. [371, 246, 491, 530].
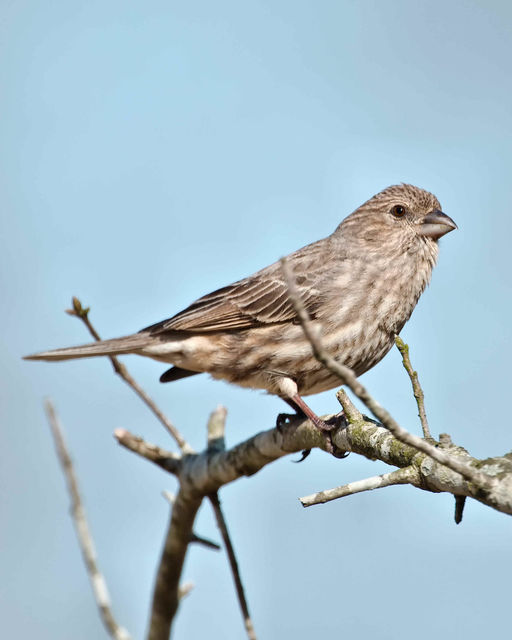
[300, 465, 417, 507]
[280, 257, 495, 491]
[394, 336, 431, 439]
[66, 297, 192, 453]
[49, 287, 512, 640]
[204, 406, 257, 639]
[113, 414, 512, 516]
[114, 429, 181, 475]
[147, 488, 202, 640]
[68, 299, 257, 638]
[162, 491, 221, 551]
[209, 493, 257, 640]
[44, 400, 131, 640]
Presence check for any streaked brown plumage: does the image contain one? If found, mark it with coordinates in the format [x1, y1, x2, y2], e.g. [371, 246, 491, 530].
[24, 184, 456, 426]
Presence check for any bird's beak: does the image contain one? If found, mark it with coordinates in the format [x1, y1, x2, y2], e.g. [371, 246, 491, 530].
[419, 209, 458, 239]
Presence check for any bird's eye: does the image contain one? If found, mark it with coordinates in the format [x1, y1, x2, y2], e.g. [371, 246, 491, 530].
[391, 205, 406, 218]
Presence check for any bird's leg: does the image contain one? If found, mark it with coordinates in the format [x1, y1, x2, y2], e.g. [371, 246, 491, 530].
[287, 394, 336, 432]
[275, 397, 307, 430]
[275, 397, 312, 462]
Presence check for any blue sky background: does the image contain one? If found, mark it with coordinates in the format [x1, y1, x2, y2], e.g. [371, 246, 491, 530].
[2, 1, 511, 638]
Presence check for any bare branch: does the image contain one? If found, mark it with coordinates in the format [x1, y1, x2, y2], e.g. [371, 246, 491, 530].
[209, 493, 257, 640]
[114, 429, 181, 475]
[280, 257, 495, 491]
[204, 407, 257, 638]
[147, 487, 202, 640]
[44, 400, 131, 640]
[300, 466, 418, 507]
[333, 386, 361, 425]
[67, 297, 193, 453]
[162, 491, 221, 550]
[115, 414, 512, 516]
[207, 405, 227, 452]
[394, 336, 431, 439]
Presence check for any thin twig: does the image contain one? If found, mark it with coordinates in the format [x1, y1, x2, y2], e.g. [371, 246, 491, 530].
[280, 257, 494, 491]
[189, 532, 222, 550]
[394, 336, 431, 439]
[44, 400, 131, 640]
[162, 491, 221, 550]
[114, 429, 181, 475]
[66, 297, 192, 453]
[204, 407, 257, 640]
[300, 466, 418, 507]
[209, 493, 257, 640]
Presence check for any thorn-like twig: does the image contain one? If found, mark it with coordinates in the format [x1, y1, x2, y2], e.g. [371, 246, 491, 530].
[44, 400, 131, 640]
[178, 582, 194, 600]
[209, 492, 257, 640]
[300, 465, 418, 507]
[66, 297, 193, 453]
[454, 495, 467, 524]
[394, 336, 432, 439]
[280, 257, 494, 491]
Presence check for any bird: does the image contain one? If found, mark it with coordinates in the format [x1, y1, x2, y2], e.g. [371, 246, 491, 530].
[24, 184, 457, 432]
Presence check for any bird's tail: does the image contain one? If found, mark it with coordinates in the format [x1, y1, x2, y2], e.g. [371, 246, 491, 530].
[23, 333, 153, 362]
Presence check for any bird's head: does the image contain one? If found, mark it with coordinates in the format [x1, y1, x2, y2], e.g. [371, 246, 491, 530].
[336, 184, 457, 251]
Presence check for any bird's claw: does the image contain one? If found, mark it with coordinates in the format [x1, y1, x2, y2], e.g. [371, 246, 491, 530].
[293, 449, 312, 463]
[288, 412, 349, 460]
[317, 413, 349, 458]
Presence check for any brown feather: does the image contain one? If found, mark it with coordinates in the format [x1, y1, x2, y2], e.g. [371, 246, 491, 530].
[144, 239, 331, 334]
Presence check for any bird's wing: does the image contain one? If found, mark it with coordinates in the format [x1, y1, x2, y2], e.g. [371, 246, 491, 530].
[144, 239, 330, 334]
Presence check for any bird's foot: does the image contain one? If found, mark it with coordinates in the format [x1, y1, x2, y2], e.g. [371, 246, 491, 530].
[277, 409, 348, 460]
[319, 413, 349, 458]
[276, 413, 313, 462]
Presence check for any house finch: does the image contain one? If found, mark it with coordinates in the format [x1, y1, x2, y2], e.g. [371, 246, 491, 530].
[25, 184, 456, 430]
